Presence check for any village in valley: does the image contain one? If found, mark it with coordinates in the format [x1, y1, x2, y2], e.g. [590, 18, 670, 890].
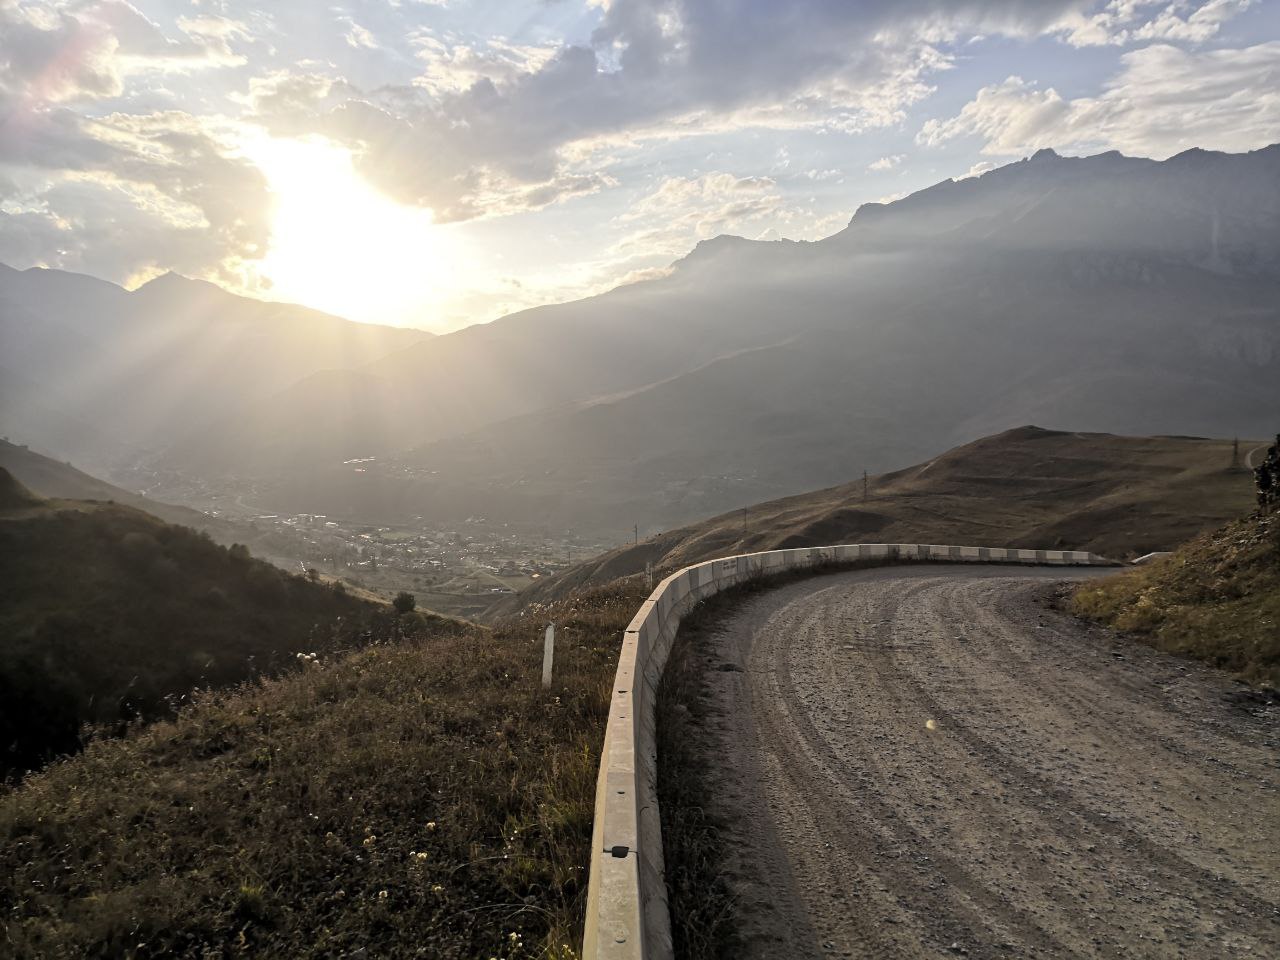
[108, 460, 611, 618]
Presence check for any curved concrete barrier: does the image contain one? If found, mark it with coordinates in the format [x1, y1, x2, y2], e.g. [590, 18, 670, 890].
[582, 542, 1113, 959]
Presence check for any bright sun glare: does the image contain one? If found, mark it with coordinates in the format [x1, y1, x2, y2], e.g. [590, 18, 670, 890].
[241, 135, 461, 329]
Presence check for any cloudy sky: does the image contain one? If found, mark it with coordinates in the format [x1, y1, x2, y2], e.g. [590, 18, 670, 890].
[2, 0, 1278, 330]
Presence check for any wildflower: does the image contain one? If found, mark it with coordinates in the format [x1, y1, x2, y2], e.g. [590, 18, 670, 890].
[363, 835, 377, 847]
[431, 884, 444, 894]
[378, 889, 389, 900]
[426, 821, 437, 831]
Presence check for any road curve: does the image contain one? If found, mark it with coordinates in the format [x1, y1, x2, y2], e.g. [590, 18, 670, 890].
[685, 566, 1279, 959]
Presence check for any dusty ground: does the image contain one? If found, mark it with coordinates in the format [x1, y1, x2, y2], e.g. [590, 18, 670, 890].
[687, 565, 1279, 959]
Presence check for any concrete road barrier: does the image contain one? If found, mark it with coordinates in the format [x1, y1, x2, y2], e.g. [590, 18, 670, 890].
[581, 543, 1113, 959]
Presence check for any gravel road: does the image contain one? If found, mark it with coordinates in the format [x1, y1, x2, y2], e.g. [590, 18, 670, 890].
[687, 565, 1279, 959]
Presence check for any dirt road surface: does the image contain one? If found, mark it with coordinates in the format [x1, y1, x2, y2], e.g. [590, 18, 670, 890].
[689, 566, 1279, 959]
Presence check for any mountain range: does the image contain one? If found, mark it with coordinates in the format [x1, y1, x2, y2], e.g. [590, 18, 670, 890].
[3, 144, 1277, 535]
[0, 266, 432, 471]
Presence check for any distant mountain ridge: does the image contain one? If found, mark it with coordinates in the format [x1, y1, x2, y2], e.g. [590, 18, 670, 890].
[4, 143, 1278, 534]
[831, 145, 1280, 277]
[0, 264, 433, 466]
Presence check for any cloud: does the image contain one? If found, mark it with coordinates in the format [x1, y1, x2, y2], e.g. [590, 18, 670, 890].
[917, 40, 1280, 159]
[1053, 0, 1253, 47]
[0, 3, 123, 103]
[342, 17, 379, 51]
[959, 160, 999, 178]
[410, 34, 561, 97]
[608, 172, 784, 262]
[868, 154, 906, 171]
[2, 0, 1272, 310]
[0, 105, 271, 283]
[0, 2, 265, 281]
[246, 1, 1099, 223]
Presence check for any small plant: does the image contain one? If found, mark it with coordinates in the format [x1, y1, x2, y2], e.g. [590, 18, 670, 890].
[392, 591, 417, 615]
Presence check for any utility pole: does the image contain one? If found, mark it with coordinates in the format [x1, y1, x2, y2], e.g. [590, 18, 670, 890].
[863, 470, 869, 502]
[634, 524, 639, 545]
[1231, 437, 1241, 469]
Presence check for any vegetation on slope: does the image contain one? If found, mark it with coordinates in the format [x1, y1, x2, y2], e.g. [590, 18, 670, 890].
[0, 471, 457, 777]
[0, 580, 647, 958]
[495, 427, 1257, 615]
[1073, 512, 1280, 687]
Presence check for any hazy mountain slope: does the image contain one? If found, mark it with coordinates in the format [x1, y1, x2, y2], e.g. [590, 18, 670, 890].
[830, 146, 1280, 274]
[488, 427, 1259, 615]
[168, 274, 802, 474]
[397, 247, 1277, 531]
[0, 438, 268, 551]
[0, 265, 432, 465]
[209, 144, 1278, 531]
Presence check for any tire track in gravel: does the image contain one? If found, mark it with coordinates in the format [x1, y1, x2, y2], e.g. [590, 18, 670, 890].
[874, 592, 1276, 932]
[686, 565, 1280, 960]
[762, 602, 1074, 958]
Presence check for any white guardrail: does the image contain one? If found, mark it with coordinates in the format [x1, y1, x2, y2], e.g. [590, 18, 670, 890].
[581, 542, 1114, 959]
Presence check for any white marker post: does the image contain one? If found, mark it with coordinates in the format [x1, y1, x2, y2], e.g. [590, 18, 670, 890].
[542, 623, 556, 689]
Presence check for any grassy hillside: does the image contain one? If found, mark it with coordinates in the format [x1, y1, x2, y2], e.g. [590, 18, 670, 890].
[0, 581, 645, 959]
[0, 439, 211, 527]
[0, 466, 42, 511]
[1073, 511, 1279, 687]
[0, 438, 277, 558]
[493, 427, 1257, 614]
[0, 470, 451, 777]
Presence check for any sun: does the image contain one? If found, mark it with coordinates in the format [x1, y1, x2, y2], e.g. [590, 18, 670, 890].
[240, 134, 462, 329]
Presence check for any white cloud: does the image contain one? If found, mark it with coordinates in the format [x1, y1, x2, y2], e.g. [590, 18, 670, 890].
[917, 41, 1280, 159]
[611, 172, 785, 257]
[1053, 0, 1253, 47]
[410, 34, 561, 96]
[959, 160, 999, 178]
[1132, 0, 1254, 42]
[233, 1, 1101, 225]
[342, 18, 378, 50]
[868, 154, 906, 171]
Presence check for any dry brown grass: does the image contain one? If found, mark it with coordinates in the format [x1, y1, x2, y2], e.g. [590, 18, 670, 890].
[1073, 512, 1280, 688]
[496, 427, 1258, 616]
[0, 581, 650, 959]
